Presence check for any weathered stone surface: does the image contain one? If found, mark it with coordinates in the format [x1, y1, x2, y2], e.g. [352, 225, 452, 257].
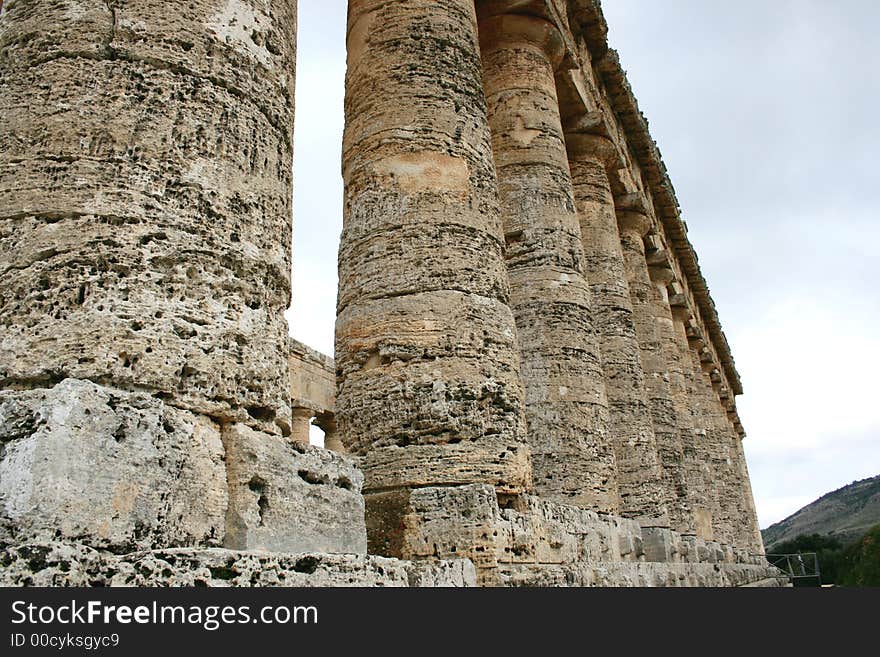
[566, 132, 669, 527]
[0, 542, 477, 587]
[479, 11, 618, 513]
[290, 338, 335, 415]
[336, 0, 532, 498]
[0, 379, 227, 552]
[618, 211, 694, 535]
[0, 0, 296, 434]
[670, 308, 716, 540]
[730, 430, 765, 553]
[361, 440, 531, 494]
[223, 423, 367, 555]
[364, 483, 781, 587]
[498, 562, 788, 588]
[646, 264, 707, 539]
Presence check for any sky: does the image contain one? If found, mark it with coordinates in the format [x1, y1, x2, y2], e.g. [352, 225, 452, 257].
[286, 1, 880, 529]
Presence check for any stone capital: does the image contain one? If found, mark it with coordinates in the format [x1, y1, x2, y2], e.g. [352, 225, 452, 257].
[616, 210, 652, 237]
[668, 281, 689, 310]
[614, 192, 650, 215]
[478, 14, 565, 68]
[670, 305, 692, 323]
[648, 265, 676, 288]
[564, 131, 619, 168]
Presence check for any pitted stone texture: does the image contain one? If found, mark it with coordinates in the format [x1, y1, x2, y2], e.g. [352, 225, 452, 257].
[336, 293, 527, 457]
[498, 562, 787, 588]
[0, 379, 227, 552]
[365, 487, 499, 586]
[620, 225, 693, 534]
[670, 313, 716, 540]
[367, 483, 773, 587]
[731, 432, 765, 553]
[568, 144, 669, 526]
[0, 0, 296, 434]
[289, 338, 335, 414]
[495, 494, 645, 567]
[647, 276, 707, 538]
[0, 543, 477, 587]
[222, 424, 367, 555]
[337, 0, 531, 494]
[479, 13, 618, 513]
[362, 440, 531, 495]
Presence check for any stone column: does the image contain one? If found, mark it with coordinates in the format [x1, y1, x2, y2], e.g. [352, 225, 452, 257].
[337, 0, 532, 498]
[314, 413, 345, 454]
[684, 334, 737, 546]
[645, 263, 703, 538]
[713, 388, 753, 551]
[670, 305, 717, 540]
[478, 13, 618, 512]
[617, 210, 694, 535]
[0, 0, 296, 549]
[291, 407, 314, 446]
[708, 388, 744, 548]
[0, 0, 295, 433]
[565, 133, 668, 526]
[730, 431, 764, 553]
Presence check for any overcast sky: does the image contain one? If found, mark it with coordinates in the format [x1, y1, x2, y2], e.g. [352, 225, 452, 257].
[286, 1, 880, 529]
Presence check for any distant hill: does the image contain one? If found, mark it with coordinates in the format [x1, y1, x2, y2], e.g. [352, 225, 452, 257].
[762, 475, 880, 550]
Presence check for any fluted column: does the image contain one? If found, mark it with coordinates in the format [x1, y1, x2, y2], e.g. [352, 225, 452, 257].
[566, 133, 668, 526]
[478, 13, 618, 512]
[337, 0, 532, 496]
[618, 210, 693, 534]
[670, 305, 717, 540]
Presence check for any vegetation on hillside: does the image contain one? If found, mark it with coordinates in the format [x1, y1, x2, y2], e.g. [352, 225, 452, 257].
[769, 523, 880, 586]
[762, 475, 880, 548]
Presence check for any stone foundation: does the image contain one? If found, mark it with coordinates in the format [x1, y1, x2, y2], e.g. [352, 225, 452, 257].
[365, 483, 781, 587]
[0, 543, 475, 588]
[0, 379, 366, 557]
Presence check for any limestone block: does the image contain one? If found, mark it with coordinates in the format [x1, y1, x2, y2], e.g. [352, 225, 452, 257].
[499, 496, 605, 565]
[497, 561, 788, 588]
[365, 484, 502, 585]
[289, 339, 335, 414]
[642, 527, 678, 563]
[0, 542, 108, 587]
[0, 379, 227, 552]
[610, 515, 645, 561]
[496, 508, 542, 565]
[223, 424, 367, 555]
[0, 543, 477, 587]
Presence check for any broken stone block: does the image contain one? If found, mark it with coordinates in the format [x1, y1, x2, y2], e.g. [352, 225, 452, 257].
[0, 379, 227, 552]
[223, 424, 367, 555]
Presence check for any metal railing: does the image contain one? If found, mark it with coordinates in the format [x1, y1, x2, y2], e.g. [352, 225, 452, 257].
[763, 552, 822, 586]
